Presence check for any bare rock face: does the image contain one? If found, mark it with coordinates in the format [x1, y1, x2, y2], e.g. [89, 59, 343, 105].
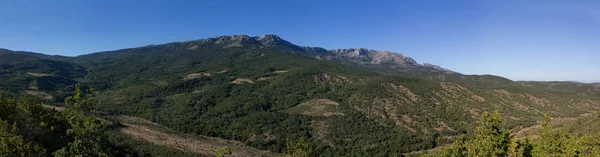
[255, 34, 295, 48]
[256, 34, 282, 43]
[301, 46, 328, 53]
[329, 48, 419, 67]
[226, 35, 259, 48]
[185, 34, 452, 72]
[423, 63, 454, 73]
[371, 50, 417, 65]
[199, 35, 262, 48]
[330, 48, 371, 58]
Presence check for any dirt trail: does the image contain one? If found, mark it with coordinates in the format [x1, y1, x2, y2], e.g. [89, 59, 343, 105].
[513, 124, 542, 138]
[273, 70, 288, 73]
[26, 90, 53, 100]
[120, 121, 277, 157]
[184, 72, 211, 80]
[231, 78, 255, 84]
[41, 105, 278, 157]
[513, 113, 594, 138]
[27, 72, 51, 77]
[402, 144, 449, 156]
[42, 104, 66, 111]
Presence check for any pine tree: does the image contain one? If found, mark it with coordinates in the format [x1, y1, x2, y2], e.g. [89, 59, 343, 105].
[426, 110, 511, 157]
[284, 137, 313, 157]
[576, 132, 600, 156]
[215, 146, 232, 157]
[53, 84, 111, 157]
[531, 113, 577, 157]
[507, 138, 532, 157]
[0, 120, 45, 156]
[437, 134, 467, 157]
[466, 110, 511, 157]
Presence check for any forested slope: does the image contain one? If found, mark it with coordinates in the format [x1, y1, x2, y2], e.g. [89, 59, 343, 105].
[1, 35, 599, 156]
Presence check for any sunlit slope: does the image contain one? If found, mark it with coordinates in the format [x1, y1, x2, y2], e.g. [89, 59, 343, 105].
[0, 35, 598, 155]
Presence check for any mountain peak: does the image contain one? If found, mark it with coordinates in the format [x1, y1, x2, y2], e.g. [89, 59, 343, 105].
[370, 50, 418, 65]
[257, 34, 282, 41]
[254, 34, 295, 48]
[183, 34, 451, 72]
[331, 48, 372, 57]
[231, 34, 250, 39]
[201, 34, 261, 48]
[423, 63, 454, 73]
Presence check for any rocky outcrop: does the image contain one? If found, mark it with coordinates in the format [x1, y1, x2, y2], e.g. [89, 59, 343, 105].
[185, 34, 452, 72]
[255, 34, 292, 47]
[423, 63, 454, 73]
[328, 48, 420, 67]
[371, 50, 417, 65]
[330, 48, 371, 58]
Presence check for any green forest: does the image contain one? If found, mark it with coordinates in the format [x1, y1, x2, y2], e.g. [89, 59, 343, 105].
[0, 86, 206, 157]
[0, 85, 132, 156]
[1, 35, 600, 156]
[5, 86, 600, 157]
[424, 111, 600, 157]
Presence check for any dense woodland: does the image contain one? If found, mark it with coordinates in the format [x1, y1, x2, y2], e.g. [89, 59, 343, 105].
[0, 85, 134, 156]
[0, 84, 216, 157]
[5, 86, 600, 157]
[1, 36, 600, 156]
[424, 111, 600, 157]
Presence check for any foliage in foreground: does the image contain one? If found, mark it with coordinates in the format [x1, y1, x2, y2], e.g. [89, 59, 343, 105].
[284, 137, 315, 157]
[215, 147, 232, 157]
[3, 40, 600, 156]
[426, 111, 600, 157]
[0, 86, 140, 156]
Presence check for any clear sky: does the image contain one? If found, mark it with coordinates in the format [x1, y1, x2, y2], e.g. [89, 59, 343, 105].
[0, 0, 598, 82]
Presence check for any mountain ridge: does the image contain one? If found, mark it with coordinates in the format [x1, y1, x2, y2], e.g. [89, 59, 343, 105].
[1, 34, 596, 90]
[2, 34, 454, 74]
[1, 34, 600, 156]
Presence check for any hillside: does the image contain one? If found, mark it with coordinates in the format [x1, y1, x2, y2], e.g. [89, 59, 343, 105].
[518, 81, 600, 96]
[1, 34, 599, 156]
[0, 49, 85, 102]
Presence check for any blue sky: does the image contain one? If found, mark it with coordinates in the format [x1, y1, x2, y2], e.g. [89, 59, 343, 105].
[0, 0, 598, 82]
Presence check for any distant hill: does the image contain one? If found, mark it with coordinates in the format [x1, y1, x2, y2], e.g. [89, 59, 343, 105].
[1, 34, 598, 156]
[517, 81, 600, 96]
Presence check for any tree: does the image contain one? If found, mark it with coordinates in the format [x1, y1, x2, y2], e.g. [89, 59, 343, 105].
[507, 138, 532, 157]
[531, 113, 577, 157]
[0, 120, 45, 156]
[215, 146, 232, 157]
[577, 133, 600, 156]
[436, 135, 467, 157]
[426, 110, 512, 157]
[466, 110, 511, 157]
[53, 84, 111, 156]
[64, 84, 95, 116]
[284, 137, 313, 157]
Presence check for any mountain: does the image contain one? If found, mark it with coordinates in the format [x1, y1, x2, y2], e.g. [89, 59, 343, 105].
[422, 63, 454, 73]
[0, 49, 85, 100]
[256, 34, 454, 73]
[518, 81, 600, 96]
[165, 34, 452, 73]
[1, 34, 599, 156]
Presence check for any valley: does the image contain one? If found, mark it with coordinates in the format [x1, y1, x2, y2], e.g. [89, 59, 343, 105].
[1, 35, 599, 156]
